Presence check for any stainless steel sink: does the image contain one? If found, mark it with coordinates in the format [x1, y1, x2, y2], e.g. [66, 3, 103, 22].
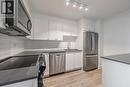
[0, 55, 39, 71]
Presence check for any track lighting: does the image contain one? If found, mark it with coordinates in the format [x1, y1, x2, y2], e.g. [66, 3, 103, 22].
[65, 0, 88, 11]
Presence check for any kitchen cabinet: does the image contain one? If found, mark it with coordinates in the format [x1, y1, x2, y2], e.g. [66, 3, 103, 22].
[74, 52, 83, 69]
[63, 22, 78, 36]
[66, 52, 82, 71]
[33, 16, 49, 40]
[44, 53, 49, 77]
[49, 20, 63, 40]
[29, 13, 79, 40]
[1, 79, 37, 87]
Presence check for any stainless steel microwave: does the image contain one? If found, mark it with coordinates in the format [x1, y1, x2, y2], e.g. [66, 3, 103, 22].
[0, 0, 32, 36]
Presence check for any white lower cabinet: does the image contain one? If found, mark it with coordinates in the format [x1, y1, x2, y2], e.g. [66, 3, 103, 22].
[66, 52, 82, 71]
[1, 79, 38, 87]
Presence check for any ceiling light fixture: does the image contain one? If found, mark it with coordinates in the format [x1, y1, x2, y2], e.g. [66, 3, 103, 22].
[65, 0, 88, 11]
[79, 5, 83, 9]
[66, 1, 70, 6]
[85, 7, 88, 11]
[73, 3, 77, 7]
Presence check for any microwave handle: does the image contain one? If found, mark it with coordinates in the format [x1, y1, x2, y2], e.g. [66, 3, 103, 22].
[27, 20, 32, 31]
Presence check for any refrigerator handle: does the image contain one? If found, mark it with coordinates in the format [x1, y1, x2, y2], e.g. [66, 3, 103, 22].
[90, 35, 92, 52]
[92, 34, 95, 53]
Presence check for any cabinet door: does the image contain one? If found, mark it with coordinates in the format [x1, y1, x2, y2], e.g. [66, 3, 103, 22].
[32, 79, 38, 87]
[56, 22, 63, 40]
[49, 20, 63, 40]
[2, 80, 34, 87]
[66, 52, 83, 71]
[33, 16, 49, 40]
[66, 53, 75, 71]
[74, 52, 82, 69]
[63, 22, 78, 36]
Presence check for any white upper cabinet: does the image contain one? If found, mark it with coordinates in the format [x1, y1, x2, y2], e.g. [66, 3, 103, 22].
[30, 14, 79, 40]
[49, 20, 63, 40]
[63, 22, 78, 36]
[33, 15, 49, 40]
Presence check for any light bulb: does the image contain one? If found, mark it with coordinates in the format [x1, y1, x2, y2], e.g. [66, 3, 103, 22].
[85, 8, 88, 11]
[66, 2, 70, 6]
[79, 5, 83, 9]
[73, 3, 77, 8]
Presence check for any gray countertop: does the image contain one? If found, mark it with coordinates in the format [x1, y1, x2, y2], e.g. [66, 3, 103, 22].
[65, 49, 82, 53]
[0, 52, 41, 86]
[102, 53, 130, 65]
[14, 51, 43, 56]
[24, 49, 82, 53]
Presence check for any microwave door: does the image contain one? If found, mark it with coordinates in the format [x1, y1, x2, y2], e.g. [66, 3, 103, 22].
[17, 0, 31, 34]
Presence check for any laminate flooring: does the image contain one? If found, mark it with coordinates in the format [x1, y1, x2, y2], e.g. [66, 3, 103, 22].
[44, 69, 101, 87]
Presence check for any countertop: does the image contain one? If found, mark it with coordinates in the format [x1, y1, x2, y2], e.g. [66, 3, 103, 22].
[65, 49, 82, 53]
[0, 52, 41, 86]
[14, 51, 43, 56]
[24, 49, 82, 53]
[102, 53, 130, 65]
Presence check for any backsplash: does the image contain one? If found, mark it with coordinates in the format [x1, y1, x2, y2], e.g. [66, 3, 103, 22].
[0, 34, 24, 60]
[24, 40, 76, 49]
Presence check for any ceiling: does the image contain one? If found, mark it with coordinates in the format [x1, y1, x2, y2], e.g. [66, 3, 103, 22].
[29, 0, 130, 20]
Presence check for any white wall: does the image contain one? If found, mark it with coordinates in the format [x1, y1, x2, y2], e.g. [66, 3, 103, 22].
[103, 10, 130, 56]
[0, 34, 24, 59]
[75, 18, 96, 50]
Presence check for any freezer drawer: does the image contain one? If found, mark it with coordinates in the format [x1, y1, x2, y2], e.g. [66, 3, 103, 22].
[49, 53, 65, 75]
[83, 54, 98, 71]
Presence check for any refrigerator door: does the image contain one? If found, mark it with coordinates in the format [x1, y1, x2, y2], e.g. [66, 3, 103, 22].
[83, 54, 98, 71]
[83, 32, 98, 54]
[83, 32, 92, 54]
[91, 32, 98, 54]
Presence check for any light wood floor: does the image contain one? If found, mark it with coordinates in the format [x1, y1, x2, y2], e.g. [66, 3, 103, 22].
[44, 69, 102, 87]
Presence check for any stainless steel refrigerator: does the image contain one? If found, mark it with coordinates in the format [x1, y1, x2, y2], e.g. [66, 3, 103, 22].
[83, 31, 98, 71]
